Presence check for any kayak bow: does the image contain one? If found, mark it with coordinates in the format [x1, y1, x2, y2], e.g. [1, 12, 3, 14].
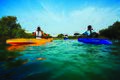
[78, 38, 112, 45]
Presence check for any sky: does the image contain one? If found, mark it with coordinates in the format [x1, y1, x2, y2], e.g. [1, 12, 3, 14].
[0, 0, 120, 36]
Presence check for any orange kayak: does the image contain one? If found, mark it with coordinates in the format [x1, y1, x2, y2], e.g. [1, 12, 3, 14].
[6, 38, 53, 45]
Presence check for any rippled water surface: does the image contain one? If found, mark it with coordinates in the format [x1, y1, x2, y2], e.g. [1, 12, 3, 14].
[0, 40, 120, 80]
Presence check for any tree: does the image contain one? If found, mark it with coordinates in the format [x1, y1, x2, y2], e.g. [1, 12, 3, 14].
[99, 21, 120, 40]
[74, 33, 80, 36]
[57, 34, 64, 38]
[0, 16, 21, 38]
[0, 16, 33, 43]
[47, 34, 52, 38]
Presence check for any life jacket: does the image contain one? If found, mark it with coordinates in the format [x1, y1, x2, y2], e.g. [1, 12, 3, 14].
[36, 31, 42, 39]
[83, 30, 94, 36]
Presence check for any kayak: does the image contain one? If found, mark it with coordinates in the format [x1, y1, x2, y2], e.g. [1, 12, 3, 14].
[6, 38, 53, 45]
[78, 38, 112, 45]
[64, 38, 69, 40]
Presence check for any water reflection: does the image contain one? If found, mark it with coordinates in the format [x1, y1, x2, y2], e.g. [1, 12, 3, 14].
[7, 45, 26, 51]
[6, 41, 49, 51]
[0, 45, 20, 61]
[0, 44, 29, 80]
[0, 44, 28, 68]
[0, 40, 120, 80]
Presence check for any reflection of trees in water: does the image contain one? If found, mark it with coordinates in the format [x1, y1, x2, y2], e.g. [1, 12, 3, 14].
[83, 43, 120, 64]
[82, 44, 113, 61]
[0, 45, 28, 80]
[0, 45, 46, 80]
[109, 42, 120, 56]
[7, 45, 26, 51]
[83, 44, 101, 54]
[0, 45, 28, 69]
[4, 59, 28, 69]
[0, 58, 28, 80]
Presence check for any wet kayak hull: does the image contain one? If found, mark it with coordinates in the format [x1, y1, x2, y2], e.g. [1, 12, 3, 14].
[6, 38, 53, 45]
[64, 38, 69, 40]
[78, 38, 112, 45]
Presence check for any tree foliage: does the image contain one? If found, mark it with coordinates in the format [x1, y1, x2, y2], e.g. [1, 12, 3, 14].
[99, 21, 120, 40]
[74, 33, 80, 36]
[57, 34, 64, 38]
[0, 16, 33, 43]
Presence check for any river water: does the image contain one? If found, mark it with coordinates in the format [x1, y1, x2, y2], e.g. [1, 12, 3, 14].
[0, 40, 120, 80]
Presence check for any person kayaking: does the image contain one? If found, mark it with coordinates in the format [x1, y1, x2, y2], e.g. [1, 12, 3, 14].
[35, 26, 44, 39]
[64, 34, 68, 40]
[83, 25, 98, 38]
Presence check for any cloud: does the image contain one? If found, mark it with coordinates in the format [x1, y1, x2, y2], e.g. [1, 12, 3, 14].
[1, 0, 120, 36]
[38, 7, 119, 34]
[17, 4, 120, 35]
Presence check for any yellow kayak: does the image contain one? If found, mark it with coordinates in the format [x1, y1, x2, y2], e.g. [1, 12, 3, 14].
[6, 38, 53, 45]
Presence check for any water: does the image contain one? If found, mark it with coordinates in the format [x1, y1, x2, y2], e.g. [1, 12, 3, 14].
[0, 40, 120, 80]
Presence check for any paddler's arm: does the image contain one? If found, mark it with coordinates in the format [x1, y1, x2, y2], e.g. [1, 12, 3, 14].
[41, 31, 44, 36]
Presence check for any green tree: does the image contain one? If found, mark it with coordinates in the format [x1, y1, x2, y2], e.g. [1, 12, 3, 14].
[99, 21, 120, 40]
[0, 16, 33, 43]
[57, 34, 64, 38]
[47, 34, 52, 38]
[74, 33, 80, 36]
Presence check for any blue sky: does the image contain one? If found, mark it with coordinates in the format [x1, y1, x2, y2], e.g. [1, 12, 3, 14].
[0, 0, 120, 36]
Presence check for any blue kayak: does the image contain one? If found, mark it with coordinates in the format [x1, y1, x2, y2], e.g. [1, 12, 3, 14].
[64, 38, 69, 40]
[78, 38, 112, 45]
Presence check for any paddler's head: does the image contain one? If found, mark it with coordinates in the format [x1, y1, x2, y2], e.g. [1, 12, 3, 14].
[37, 26, 41, 31]
[87, 25, 93, 30]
